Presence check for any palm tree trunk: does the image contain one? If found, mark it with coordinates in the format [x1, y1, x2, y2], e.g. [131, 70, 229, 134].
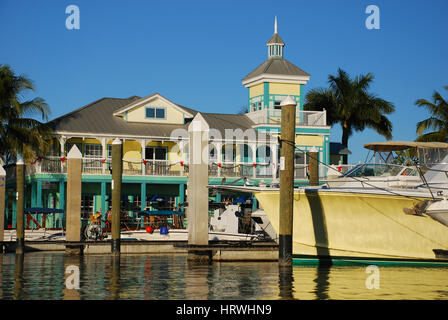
[341, 125, 350, 164]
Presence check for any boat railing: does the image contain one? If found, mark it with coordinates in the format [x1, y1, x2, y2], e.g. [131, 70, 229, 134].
[340, 163, 419, 178]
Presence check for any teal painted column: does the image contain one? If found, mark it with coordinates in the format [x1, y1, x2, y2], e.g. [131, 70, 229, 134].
[31, 182, 36, 207]
[215, 193, 221, 203]
[59, 180, 65, 229]
[140, 183, 146, 210]
[252, 196, 258, 210]
[36, 180, 43, 227]
[36, 180, 42, 207]
[29, 182, 36, 228]
[47, 192, 52, 228]
[179, 183, 185, 206]
[140, 183, 147, 228]
[101, 182, 106, 212]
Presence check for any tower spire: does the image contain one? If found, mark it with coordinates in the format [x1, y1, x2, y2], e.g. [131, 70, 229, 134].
[267, 16, 284, 58]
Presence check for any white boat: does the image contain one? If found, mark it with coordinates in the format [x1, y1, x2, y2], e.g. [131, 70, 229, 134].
[211, 141, 448, 265]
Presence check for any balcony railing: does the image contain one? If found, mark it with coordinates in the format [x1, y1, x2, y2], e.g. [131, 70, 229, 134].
[7, 157, 330, 180]
[246, 109, 327, 126]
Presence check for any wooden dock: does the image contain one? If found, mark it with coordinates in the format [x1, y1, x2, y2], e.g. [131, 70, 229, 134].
[1, 240, 279, 261]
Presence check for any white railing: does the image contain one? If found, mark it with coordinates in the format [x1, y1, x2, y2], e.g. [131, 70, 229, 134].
[246, 109, 327, 126]
[18, 157, 332, 181]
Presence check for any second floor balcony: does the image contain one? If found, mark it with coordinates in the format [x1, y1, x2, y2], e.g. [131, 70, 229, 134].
[245, 109, 327, 126]
[5, 156, 326, 181]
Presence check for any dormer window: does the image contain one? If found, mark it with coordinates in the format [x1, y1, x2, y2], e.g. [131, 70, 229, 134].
[146, 107, 166, 119]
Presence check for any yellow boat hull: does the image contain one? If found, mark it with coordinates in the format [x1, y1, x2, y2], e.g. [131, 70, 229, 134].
[255, 189, 448, 262]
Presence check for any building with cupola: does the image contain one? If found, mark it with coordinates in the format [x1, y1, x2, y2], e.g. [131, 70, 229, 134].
[2, 18, 332, 229]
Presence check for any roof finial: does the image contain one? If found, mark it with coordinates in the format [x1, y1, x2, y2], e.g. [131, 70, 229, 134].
[274, 16, 278, 34]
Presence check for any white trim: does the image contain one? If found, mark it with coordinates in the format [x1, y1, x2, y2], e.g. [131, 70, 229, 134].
[242, 74, 310, 87]
[252, 124, 331, 131]
[52, 132, 274, 144]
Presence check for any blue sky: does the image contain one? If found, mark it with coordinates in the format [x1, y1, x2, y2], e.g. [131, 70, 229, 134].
[1, 0, 447, 163]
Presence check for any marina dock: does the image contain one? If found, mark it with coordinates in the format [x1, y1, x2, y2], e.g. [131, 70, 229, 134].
[1, 240, 279, 261]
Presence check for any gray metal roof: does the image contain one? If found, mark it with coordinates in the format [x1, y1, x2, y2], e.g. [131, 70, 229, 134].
[48, 97, 192, 138]
[242, 57, 310, 81]
[48, 96, 263, 139]
[267, 33, 284, 45]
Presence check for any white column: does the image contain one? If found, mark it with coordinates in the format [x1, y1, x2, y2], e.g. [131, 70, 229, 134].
[216, 142, 222, 177]
[141, 139, 146, 175]
[179, 139, 184, 176]
[272, 144, 278, 180]
[251, 143, 257, 179]
[102, 137, 107, 174]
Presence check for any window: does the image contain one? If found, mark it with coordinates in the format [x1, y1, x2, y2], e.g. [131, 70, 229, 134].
[81, 194, 94, 219]
[258, 102, 262, 110]
[252, 104, 256, 112]
[156, 108, 165, 119]
[146, 108, 155, 118]
[146, 107, 166, 119]
[84, 144, 102, 158]
[209, 146, 217, 161]
[274, 101, 281, 110]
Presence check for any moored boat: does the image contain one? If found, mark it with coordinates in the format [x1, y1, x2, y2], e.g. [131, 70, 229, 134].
[212, 141, 448, 265]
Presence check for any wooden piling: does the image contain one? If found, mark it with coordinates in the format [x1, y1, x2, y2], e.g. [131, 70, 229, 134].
[111, 138, 123, 255]
[65, 145, 83, 255]
[15, 160, 25, 254]
[279, 96, 296, 266]
[186, 113, 211, 262]
[309, 147, 319, 186]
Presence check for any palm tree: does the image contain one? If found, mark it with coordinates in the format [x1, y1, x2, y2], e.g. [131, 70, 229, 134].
[0, 64, 53, 164]
[304, 68, 395, 163]
[415, 86, 448, 142]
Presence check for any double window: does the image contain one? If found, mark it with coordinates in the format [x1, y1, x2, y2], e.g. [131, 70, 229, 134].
[146, 107, 166, 119]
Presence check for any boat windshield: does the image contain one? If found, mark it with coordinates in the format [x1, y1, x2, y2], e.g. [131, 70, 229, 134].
[344, 163, 418, 178]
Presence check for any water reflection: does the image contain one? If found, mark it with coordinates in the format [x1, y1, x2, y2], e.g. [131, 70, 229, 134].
[63, 254, 81, 300]
[0, 253, 447, 300]
[313, 265, 330, 300]
[278, 266, 295, 300]
[13, 254, 24, 300]
[109, 256, 120, 300]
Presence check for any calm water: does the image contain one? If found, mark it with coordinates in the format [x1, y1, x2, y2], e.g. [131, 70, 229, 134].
[0, 252, 447, 300]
